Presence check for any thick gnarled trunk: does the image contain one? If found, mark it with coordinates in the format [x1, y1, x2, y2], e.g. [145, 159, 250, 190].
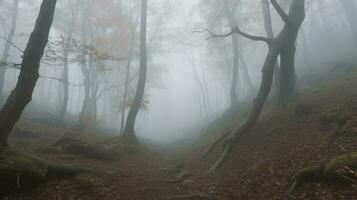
[0, 0, 57, 148]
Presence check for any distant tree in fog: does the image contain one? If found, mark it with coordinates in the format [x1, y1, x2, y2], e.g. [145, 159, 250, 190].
[0, 0, 20, 101]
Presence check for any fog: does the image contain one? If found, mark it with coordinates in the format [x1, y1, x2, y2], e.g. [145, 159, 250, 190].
[1, 0, 356, 144]
[2, 1, 357, 198]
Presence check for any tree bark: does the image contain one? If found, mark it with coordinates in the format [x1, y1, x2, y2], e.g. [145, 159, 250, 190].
[122, 0, 147, 143]
[0, 0, 57, 148]
[0, 0, 20, 101]
[205, 0, 305, 172]
[277, 0, 305, 107]
[261, 0, 280, 96]
[120, 26, 136, 135]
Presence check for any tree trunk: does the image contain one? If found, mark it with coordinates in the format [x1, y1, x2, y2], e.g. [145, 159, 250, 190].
[261, 0, 280, 95]
[340, 0, 357, 43]
[278, 0, 305, 107]
[0, 0, 57, 149]
[59, 11, 76, 121]
[209, 44, 280, 172]
[237, 49, 254, 93]
[206, 0, 305, 172]
[223, 0, 239, 109]
[229, 34, 239, 109]
[122, 0, 147, 143]
[120, 27, 135, 135]
[0, 0, 20, 101]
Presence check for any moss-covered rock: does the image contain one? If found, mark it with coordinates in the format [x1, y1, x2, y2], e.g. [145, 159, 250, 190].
[53, 137, 117, 160]
[319, 105, 341, 124]
[74, 174, 99, 192]
[323, 152, 357, 182]
[0, 149, 93, 194]
[290, 152, 357, 192]
[0, 149, 48, 193]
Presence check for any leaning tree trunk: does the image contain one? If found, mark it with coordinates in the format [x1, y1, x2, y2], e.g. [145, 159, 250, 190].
[120, 26, 135, 135]
[59, 11, 76, 121]
[261, 0, 280, 96]
[204, 0, 305, 172]
[122, 0, 147, 143]
[0, 0, 20, 101]
[0, 0, 57, 149]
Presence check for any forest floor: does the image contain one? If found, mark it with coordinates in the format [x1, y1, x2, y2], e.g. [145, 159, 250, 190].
[1, 63, 357, 200]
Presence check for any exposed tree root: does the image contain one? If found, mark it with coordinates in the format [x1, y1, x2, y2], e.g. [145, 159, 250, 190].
[201, 127, 233, 159]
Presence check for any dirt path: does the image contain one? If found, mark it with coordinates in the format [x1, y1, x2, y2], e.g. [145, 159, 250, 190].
[1, 147, 216, 200]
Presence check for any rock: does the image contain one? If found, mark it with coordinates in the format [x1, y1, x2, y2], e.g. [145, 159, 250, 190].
[74, 174, 98, 192]
[339, 118, 357, 136]
[290, 152, 357, 191]
[336, 114, 354, 127]
[319, 105, 341, 124]
[0, 149, 48, 194]
[53, 137, 117, 160]
[0, 149, 94, 194]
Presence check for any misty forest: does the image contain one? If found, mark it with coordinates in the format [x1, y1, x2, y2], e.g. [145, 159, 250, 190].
[0, 0, 357, 199]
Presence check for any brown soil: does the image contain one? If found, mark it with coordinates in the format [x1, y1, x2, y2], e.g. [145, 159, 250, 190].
[1, 68, 357, 200]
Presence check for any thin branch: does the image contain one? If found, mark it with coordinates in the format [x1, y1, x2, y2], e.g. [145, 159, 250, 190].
[270, 0, 291, 24]
[0, 35, 24, 53]
[96, 72, 139, 100]
[194, 27, 271, 44]
[39, 75, 83, 87]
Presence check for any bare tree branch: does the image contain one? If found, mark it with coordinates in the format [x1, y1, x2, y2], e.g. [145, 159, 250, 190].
[194, 27, 272, 44]
[39, 75, 83, 87]
[0, 35, 24, 53]
[270, 0, 291, 24]
[96, 72, 139, 100]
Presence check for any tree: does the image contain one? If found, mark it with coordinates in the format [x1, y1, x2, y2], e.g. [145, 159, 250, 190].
[340, 0, 357, 43]
[0, 0, 57, 149]
[122, 0, 147, 143]
[58, 2, 78, 121]
[120, 19, 138, 135]
[261, 0, 280, 94]
[0, 0, 20, 101]
[203, 0, 305, 172]
[223, 0, 240, 109]
[198, 0, 254, 109]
